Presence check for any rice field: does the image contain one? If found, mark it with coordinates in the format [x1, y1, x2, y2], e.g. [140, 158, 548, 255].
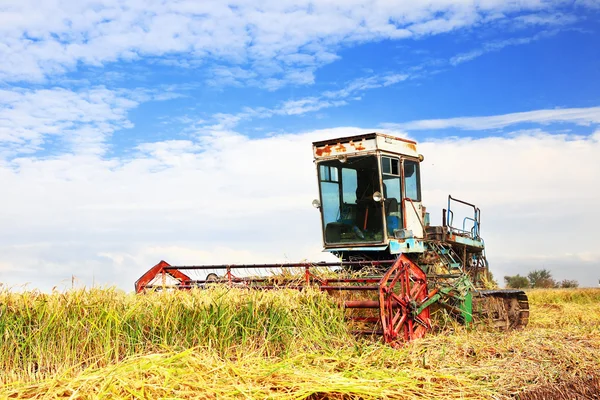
[0, 287, 599, 399]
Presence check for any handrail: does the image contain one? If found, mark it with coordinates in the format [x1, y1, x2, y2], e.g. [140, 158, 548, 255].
[463, 216, 477, 234]
[448, 195, 478, 209]
[446, 195, 481, 239]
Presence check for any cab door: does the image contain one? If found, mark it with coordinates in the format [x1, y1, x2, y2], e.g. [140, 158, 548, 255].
[402, 159, 424, 238]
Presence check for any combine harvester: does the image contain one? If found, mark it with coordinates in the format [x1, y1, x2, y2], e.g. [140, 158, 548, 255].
[135, 132, 529, 345]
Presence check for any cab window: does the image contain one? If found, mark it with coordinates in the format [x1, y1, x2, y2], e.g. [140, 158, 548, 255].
[404, 160, 421, 201]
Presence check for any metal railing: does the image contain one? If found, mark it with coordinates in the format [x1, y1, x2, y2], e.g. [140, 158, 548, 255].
[443, 195, 481, 240]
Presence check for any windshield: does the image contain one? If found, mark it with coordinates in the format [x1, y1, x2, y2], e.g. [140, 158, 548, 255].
[318, 156, 384, 244]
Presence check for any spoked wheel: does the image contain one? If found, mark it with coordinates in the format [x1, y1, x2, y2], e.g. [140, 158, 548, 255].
[378, 255, 431, 345]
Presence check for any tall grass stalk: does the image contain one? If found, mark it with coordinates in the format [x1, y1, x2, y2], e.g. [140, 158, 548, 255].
[0, 287, 349, 381]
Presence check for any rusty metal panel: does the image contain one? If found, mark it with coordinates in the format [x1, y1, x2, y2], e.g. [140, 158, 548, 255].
[376, 134, 419, 158]
[446, 233, 485, 249]
[313, 136, 377, 158]
[312, 132, 419, 159]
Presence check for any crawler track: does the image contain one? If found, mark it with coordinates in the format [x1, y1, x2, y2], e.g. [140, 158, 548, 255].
[474, 290, 529, 330]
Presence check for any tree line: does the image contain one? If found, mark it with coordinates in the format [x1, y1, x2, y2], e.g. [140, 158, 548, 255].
[504, 269, 578, 289]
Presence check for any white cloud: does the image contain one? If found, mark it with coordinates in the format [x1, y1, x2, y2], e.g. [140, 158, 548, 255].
[449, 30, 559, 66]
[1, 123, 599, 290]
[276, 98, 348, 115]
[0, 0, 585, 86]
[0, 86, 182, 158]
[513, 12, 578, 26]
[197, 71, 412, 132]
[0, 86, 137, 157]
[419, 130, 600, 285]
[323, 73, 410, 99]
[207, 66, 259, 87]
[385, 106, 600, 131]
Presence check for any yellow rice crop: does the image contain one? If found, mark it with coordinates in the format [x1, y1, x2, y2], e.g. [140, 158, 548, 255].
[1, 287, 599, 399]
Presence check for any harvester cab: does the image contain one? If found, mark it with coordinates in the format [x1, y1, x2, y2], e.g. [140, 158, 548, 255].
[312, 133, 426, 260]
[135, 132, 529, 345]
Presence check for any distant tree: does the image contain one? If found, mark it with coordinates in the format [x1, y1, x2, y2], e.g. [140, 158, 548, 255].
[528, 269, 556, 288]
[536, 278, 558, 288]
[558, 279, 579, 288]
[504, 274, 529, 289]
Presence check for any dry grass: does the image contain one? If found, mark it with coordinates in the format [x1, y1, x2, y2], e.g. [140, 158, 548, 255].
[1, 287, 599, 399]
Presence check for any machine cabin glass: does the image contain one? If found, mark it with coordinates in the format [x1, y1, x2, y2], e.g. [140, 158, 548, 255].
[318, 156, 384, 244]
[381, 156, 402, 236]
[403, 160, 421, 201]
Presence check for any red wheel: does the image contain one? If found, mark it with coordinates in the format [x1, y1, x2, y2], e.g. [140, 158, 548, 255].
[379, 255, 431, 345]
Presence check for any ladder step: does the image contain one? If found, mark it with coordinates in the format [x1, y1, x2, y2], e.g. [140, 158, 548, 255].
[430, 242, 462, 271]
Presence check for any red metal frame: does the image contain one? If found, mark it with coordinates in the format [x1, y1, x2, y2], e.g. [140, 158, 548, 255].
[134, 260, 192, 293]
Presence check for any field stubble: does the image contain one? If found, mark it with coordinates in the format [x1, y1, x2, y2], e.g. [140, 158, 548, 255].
[0, 287, 599, 399]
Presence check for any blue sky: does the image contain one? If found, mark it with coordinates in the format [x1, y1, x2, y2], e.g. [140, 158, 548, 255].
[56, 7, 600, 145]
[1, 1, 599, 290]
